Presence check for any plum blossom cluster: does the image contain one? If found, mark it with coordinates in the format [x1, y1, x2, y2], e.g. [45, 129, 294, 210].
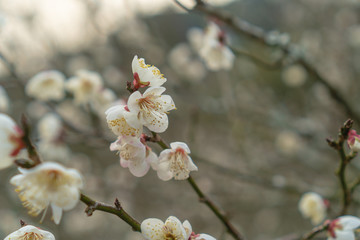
[0, 113, 83, 225]
[188, 22, 235, 71]
[141, 216, 215, 240]
[25, 69, 116, 115]
[106, 56, 197, 179]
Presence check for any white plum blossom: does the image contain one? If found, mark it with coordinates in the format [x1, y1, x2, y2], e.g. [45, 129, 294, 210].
[25, 70, 66, 101]
[110, 136, 157, 177]
[4, 225, 55, 240]
[0, 113, 24, 169]
[0, 85, 10, 112]
[106, 104, 142, 137]
[327, 216, 360, 240]
[298, 192, 327, 225]
[126, 87, 175, 133]
[10, 162, 83, 224]
[347, 130, 360, 152]
[189, 22, 235, 71]
[141, 216, 191, 240]
[37, 113, 63, 142]
[153, 142, 198, 181]
[66, 70, 103, 104]
[132, 55, 167, 88]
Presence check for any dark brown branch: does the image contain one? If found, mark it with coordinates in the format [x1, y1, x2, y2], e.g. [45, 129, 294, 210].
[174, 0, 360, 124]
[301, 221, 329, 240]
[80, 194, 141, 232]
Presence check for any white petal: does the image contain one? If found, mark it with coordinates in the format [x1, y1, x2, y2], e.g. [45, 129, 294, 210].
[141, 218, 165, 240]
[51, 204, 63, 224]
[127, 91, 142, 113]
[143, 86, 166, 96]
[161, 95, 176, 112]
[196, 234, 217, 240]
[123, 110, 143, 129]
[128, 158, 150, 177]
[165, 216, 187, 239]
[332, 230, 355, 240]
[187, 156, 198, 171]
[182, 220, 192, 239]
[170, 142, 191, 153]
[339, 216, 360, 231]
[157, 161, 173, 181]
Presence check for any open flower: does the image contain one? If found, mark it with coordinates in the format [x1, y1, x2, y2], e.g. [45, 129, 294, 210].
[25, 70, 66, 101]
[126, 87, 175, 133]
[189, 22, 234, 71]
[4, 225, 55, 240]
[327, 216, 360, 240]
[141, 216, 191, 240]
[0, 113, 24, 169]
[37, 113, 63, 142]
[132, 55, 167, 89]
[110, 136, 156, 177]
[298, 192, 327, 225]
[105, 104, 142, 137]
[348, 130, 360, 152]
[10, 162, 83, 224]
[153, 142, 198, 181]
[66, 70, 103, 104]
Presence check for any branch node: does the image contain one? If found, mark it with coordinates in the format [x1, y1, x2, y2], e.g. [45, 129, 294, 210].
[114, 198, 122, 210]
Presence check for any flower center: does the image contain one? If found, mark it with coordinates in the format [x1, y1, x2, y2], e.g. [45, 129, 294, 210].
[163, 225, 179, 240]
[41, 79, 55, 87]
[20, 232, 44, 240]
[119, 144, 136, 161]
[138, 95, 162, 112]
[169, 149, 189, 179]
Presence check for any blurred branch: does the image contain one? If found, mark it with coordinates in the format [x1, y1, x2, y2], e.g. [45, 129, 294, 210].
[173, 0, 360, 124]
[301, 221, 329, 240]
[150, 131, 245, 240]
[80, 194, 141, 232]
[327, 119, 353, 215]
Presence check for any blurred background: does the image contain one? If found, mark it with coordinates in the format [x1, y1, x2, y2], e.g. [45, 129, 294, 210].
[1, 0, 360, 239]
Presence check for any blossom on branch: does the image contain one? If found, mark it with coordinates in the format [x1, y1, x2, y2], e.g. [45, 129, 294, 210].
[66, 70, 103, 104]
[327, 216, 360, 240]
[25, 70, 66, 101]
[0, 113, 24, 169]
[105, 104, 142, 137]
[141, 216, 191, 240]
[110, 136, 156, 177]
[298, 192, 327, 225]
[189, 22, 235, 71]
[132, 55, 167, 89]
[126, 87, 175, 133]
[4, 225, 55, 240]
[10, 162, 83, 224]
[347, 130, 360, 152]
[152, 142, 198, 181]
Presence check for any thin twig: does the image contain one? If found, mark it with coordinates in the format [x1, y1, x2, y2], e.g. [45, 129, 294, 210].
[173, 0, 360, 124]
[301, 221, 329, 240]
[80, 194, 141, 232]
[151, 131, 244, 240]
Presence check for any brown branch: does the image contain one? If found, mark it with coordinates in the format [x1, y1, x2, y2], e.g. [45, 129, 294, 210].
[327, 119, 353, 215]
[301, 221, 329, 240]
[174, 0, 360, 124]
[151, 131, 245, 240]
[80, 194, 141, 232]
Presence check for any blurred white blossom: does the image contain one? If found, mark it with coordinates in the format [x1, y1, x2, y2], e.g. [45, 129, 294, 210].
[66, 70, 103, 104]
[189, 22, 235, 71]
[327, 216, 360, 240]
[0, 85, 10, 112]
[25, 70, 66, 101]
[152, 142, 197, 181]
[141, 216, 191, 240]
[37, 113, 63, 142]
[298, 192, 327, 225]
[110, 136, 157, 177]
[10, 162, 83, 224]
[125, 87, 175, 133]
[282, 65, 307, 87]
[0, 113, 24, 169]
[90, 87, 117, 114]
[4, 225, 55, 240]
